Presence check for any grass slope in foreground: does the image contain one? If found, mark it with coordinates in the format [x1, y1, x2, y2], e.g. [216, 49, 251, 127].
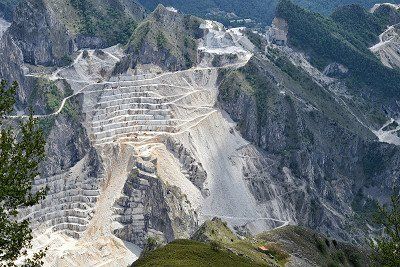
[132, 239, 264, 267]
[132, 218, 371, 266]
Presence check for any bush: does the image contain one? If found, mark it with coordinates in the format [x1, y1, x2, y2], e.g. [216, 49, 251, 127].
[210, 241, 222, 252]
[265, 243, 290, 263]
[316, 238, 327, 255]
[156, 32, 167, 50]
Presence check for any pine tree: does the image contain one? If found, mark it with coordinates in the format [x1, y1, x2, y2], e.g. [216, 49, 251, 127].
[371, 189, 400, 267]
[0, 80, 47, 266]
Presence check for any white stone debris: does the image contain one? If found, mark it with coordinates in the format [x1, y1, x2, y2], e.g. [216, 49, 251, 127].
[370, 24, 400, 69]
[17, 21, 293, 266]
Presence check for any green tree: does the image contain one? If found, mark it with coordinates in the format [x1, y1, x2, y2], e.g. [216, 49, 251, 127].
[0, 80, 47, 266]
[371, 189, 400, 267]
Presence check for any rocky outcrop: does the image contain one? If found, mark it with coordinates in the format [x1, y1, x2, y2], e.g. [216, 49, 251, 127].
[218, 55, 400, 243]
[6, 0, 147, 67]
[0, 32, 28, 105]
[114, 155, 198, 247]
[166, 138, 208, 196]
[0, 0, 20, 21]
[370, 25, 400, 70]
[323, 63, 349, 78]
[123, 5, 204, 72]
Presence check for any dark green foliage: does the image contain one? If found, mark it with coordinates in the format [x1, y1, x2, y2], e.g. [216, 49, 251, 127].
[140, 237, 162, 257]
[29, 79, 74, 116]
[60, 55, 73, 66]
[137, 0, 394, 26]
[293, 0, 397, 16]
[128, 21, 151, 53]
[37, 117, 56, 137]
[127, 7, 201, 71]
[373, 4, 400, 25]
[316, 238, 328, 254]
[266, 47, 372, 140]
[0, 81, 47, 265]
[259, 226, 371, 266]
[370, 190, 400, 267]
[156, 31, 167, 50]
[352, 189, 379, 224]
[360, 143, 396, 183]
[210, 241, 222, 251]
[362, 151, 385, 179]
[276, 0, 400, 102]
[70, 0, 138, 45]
[44, 83, 63, 113]
[137, 0, 278, 26]
[244, 30, 266, 51]
[331, 4, 386, 46]
[240, 60, 273, 128]
[0, 80, 16, 119]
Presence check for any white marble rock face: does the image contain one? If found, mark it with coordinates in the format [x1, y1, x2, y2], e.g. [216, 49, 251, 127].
[14, 22, 277, 266]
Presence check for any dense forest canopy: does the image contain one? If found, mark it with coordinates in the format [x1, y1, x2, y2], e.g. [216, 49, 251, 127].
[137, 0, 397, 25]
[276, 0, 400, 103]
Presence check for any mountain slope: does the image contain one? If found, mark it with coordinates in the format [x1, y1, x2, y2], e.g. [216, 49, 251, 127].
[276, 0, 400, 112]
[6, 0, 146, 66]
[133, 239, 263, 267]
[135, 219, 371, 267]
[2, 1, 400, 265]
[369, 4, 400, 69]
[218, 50, 400, 243]
[122, 4, 203, 71]
[137, 0, 398, 25]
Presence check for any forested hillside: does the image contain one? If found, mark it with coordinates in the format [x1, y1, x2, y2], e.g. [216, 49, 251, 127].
[294, 0, 397, 15]
[2, 0, 396, 25]
[276, 0, 400, 105]
[137, 0, 397, 25]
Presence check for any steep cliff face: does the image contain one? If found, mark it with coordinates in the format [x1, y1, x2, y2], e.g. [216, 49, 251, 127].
[8, 0, 75, 66]
[218, 52, 400, 242]
[6, 0, 146, 67]
[370, 25, 400, 69]
[115, 155, 198, 247]
[368, 4, 400, 70]
[20, 91, 104, 239]
[0, 32, 27, 105]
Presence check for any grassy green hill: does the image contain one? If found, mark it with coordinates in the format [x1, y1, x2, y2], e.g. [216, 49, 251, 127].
[133, 239, 265, 267]
[133, 219, 372, 267]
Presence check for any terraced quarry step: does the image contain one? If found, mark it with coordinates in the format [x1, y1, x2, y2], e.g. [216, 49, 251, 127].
[85, 69, 218, 147]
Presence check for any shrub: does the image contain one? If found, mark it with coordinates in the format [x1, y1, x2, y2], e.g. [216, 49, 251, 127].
[316, 238, 327, 255]
[156, 32, 167, 50]
[210, 241, 222, 252]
